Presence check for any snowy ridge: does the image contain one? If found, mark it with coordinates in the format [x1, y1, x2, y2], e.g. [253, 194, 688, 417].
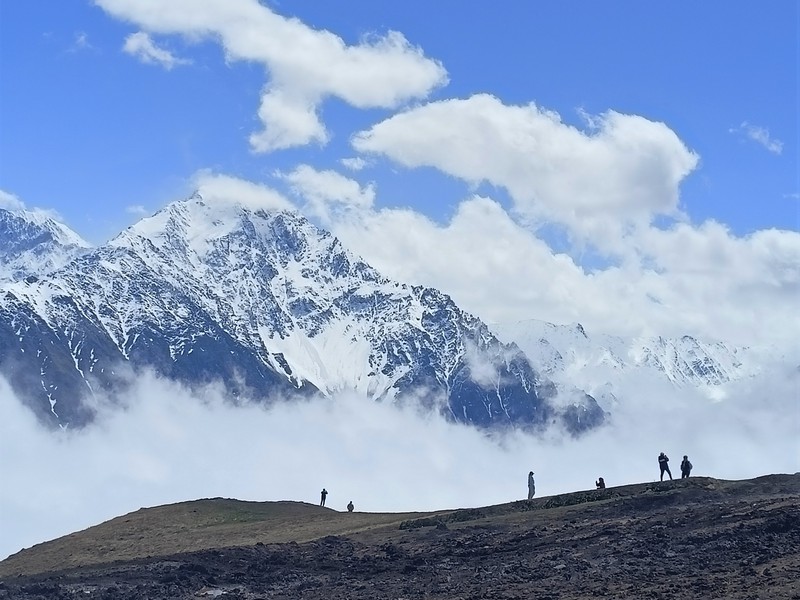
[0, 207, 91, 282]
[0, 195, 603, 432]
[490, 319, 767, 406]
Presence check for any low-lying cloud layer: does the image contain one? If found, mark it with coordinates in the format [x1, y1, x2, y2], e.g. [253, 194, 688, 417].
[2, 367, 797, 561]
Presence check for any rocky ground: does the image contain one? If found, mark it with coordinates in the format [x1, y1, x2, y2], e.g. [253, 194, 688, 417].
[1, 475, 798, 599]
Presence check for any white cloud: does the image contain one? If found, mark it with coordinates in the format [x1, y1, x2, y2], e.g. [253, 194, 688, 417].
[122, 31, 191, 70]
[0, 189, 25, 211]
[312, 194, 590, 324]
[2, 362, 797, 561]
[0, 189, 67, 223]
[629, 222, 800, 344]
[352, 94, 699, 252]
[96, 0, 447, 151]
[70, 31, 94, 52]
[281, 165, 375, 223]
[125, 204, 149, 215]
[730, 121, 784, 155]
[193, 171, 295, 213]
[340, 157, 368, 171]
[306, 184, 800, 351]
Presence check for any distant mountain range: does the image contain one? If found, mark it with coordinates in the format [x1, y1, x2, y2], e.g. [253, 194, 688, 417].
[2, 195, 780, 436]
[490, 319, 772, 408]
[0, 197, 603, 433]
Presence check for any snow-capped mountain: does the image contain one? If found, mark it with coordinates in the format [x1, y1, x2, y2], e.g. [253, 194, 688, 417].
[490, 319, 765, 407]
[0, 207, 91, 282]
[0, 195, 603, 432]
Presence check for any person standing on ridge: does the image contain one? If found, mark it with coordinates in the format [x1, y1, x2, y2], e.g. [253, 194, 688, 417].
[681, 455, 693, 479]
[658, 452, 672, 481]
[320, 488, 328, 507]
[347, 500, 354, 512]
[527, 471, 536, 499]
[596, 477, 606, 489]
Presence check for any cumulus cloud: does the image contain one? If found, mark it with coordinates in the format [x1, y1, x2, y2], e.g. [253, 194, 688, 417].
[193, 171, 295, 213]
[0, 188, 68, 223]
[628, 223, 800, 343]
[2, 364, 797, 561]
[122, 31, 191, 69]
[95, 0, 447, 151]
[294, 180, 800, 351]
[730, 121, 784, 155]
[352, 94, 699, 251]
[0, 189, 25, 211]
[280, 165, 375, 223]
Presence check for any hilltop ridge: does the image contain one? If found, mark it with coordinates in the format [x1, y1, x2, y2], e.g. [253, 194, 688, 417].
[2, 474, 798, 599]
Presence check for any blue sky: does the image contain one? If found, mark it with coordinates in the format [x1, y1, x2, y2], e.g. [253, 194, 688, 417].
[1, 1, 796, 238]
[0, 0, 798, 347]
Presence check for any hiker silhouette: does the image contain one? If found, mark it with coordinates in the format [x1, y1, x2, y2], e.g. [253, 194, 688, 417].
[527, 471, 536, 499]
[347, 500, 354, 512]
[681, 455, 693, 478]
[320, 488, 328, 507]
[596, 477, 605, 489]
[658, 453, 672, 481]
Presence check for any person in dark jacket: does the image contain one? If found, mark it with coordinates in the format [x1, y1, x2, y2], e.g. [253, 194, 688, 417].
[527, 471, 536, 499]
[680, 455, 693, 478]
[347, 500, 354, 512]
[596, 477, 606, 489]
[658, 452, 672, 481]
[320, 488, 328, 507]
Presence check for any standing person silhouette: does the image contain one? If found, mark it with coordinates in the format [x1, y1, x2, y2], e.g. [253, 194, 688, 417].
[320, 488, 328, 507]
[527, 471, 536, 499]
[347, 500, 354, 512]
[658, 452, 672, 481]
[680, 455, 693, 478]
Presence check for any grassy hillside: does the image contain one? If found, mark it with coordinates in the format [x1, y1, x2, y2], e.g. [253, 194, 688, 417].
[0, 498, 438, 577]
[1, 474, 798, 600]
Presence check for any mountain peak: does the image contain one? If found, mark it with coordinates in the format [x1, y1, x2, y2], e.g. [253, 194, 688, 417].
[2, 194, 603, 433]
[0, 207, 91, 282]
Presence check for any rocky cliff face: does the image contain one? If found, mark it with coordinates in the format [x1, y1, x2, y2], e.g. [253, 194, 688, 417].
[0, 199, 602, 433]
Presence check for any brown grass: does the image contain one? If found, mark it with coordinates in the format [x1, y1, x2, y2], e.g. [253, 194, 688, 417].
[2, 475, 798, 578]
[0, 498, 443, 577]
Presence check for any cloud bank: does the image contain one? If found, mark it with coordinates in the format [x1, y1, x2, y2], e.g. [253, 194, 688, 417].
[276, 164, 800, 352]
[353, 94, 699, 250]
[2, 367, 797, 561]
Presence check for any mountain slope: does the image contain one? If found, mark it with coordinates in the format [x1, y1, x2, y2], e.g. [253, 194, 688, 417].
[0, 195, 603, 432]
[0, 207, 91, 282]
[2, 474, 798, 600]
[491, 318, 764, 406]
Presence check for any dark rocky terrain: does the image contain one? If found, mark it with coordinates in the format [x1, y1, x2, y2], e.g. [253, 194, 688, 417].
[1, 475, 798, 599]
